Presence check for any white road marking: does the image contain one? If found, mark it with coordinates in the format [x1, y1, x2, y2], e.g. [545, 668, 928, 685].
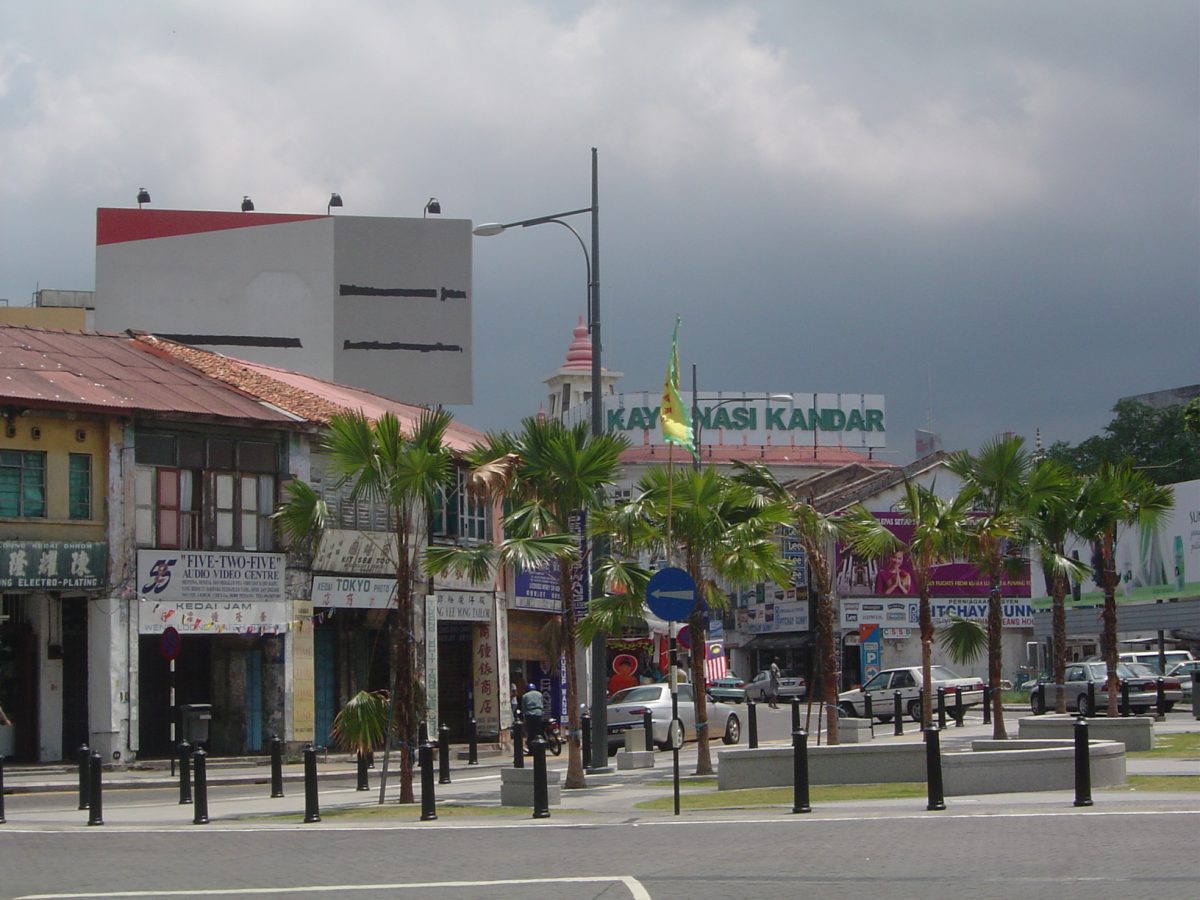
[15, 875, 651, 900]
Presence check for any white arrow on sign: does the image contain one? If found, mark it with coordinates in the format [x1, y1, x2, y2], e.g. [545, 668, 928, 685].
[651, 589, 695, 600]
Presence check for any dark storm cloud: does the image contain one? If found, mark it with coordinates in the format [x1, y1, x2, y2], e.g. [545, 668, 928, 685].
[1, 1, 1195, 461]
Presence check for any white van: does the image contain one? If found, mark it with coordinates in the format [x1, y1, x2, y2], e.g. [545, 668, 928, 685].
[1117, 649, 1196, 674]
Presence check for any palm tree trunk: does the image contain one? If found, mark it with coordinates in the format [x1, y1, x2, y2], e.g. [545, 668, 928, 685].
[1101, 529, 1120, 717]
[1051, 569, 1068, 714]
[816, 591, 839, 745]
[987, 577, 1007, 739]
[919, 588, 933, 730]
[559, 560, 586, 789]
[392, 591, 416, 804]
[688, 605, 713, 775]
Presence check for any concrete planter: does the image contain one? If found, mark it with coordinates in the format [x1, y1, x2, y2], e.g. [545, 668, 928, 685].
[718, 737, 1126, 796]
[1017, 714, 1154, 751]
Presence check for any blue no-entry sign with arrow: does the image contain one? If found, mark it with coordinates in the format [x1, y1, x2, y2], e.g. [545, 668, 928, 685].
[646, 566, 697, 622]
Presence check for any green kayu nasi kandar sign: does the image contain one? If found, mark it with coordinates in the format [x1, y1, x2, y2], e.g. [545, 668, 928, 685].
[608, 403, 884, 433]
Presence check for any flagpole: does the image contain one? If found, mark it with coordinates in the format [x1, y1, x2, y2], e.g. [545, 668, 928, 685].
[666, 443, 675, 567]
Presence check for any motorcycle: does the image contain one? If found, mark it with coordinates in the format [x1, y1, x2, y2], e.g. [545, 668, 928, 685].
[543, 717, 564, 756]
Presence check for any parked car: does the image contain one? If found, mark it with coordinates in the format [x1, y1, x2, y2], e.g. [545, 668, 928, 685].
[837, 666, 984, 722]
[1165, 660, 1200, 701]
[1027, 661, 1181, 715]
[744, 669, 807, 702]
[706, 674, 747, 703]
[1125, 662, 1184, 711]
[1116, 650, 1195, 674]
[606, 683, 741, 754]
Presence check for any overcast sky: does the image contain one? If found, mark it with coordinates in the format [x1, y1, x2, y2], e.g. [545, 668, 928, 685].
[2, 1, 1196, 463]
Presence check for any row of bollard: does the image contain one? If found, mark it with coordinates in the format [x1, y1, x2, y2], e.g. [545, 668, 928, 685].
[1033, 679, 1171, 718]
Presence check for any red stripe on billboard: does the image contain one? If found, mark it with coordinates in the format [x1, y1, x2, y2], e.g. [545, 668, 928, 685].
[97, 208, 327, 245]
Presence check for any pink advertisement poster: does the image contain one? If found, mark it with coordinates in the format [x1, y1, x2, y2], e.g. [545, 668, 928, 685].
[835, 511, 1030, 599]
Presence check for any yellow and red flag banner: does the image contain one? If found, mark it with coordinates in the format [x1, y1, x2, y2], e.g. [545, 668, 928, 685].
[660, 316, 697, 458]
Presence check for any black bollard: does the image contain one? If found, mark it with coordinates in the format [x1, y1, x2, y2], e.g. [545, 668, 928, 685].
[303, 743, 320, 823]
[936, 687, 947, 730]
[747, 699, 759, 749]
[893, 691, 904, 736]
[954, 687, 964, 726]
[531, 736, 550, 819]
[1120, 681, 1131, 717]
[87, 749, 103, 826]
[178, 741, 192, 805]
[1037, 682, 1047, 716]
[468, 717, 479, 765]
[77, 743, 91, 810]
[924, 726, 946, 811]
[512, 721, 524, 768]
[192, 748, 210, 825]
[581, 712, 592, 770]
[643, 710, 654, 752]
[791, 696, 801, 733]
[1087, 681, 1096, 718]
[1156, 678, 1166, 718]
[983, 685, 992, 725]
[0, 756, 6, 824]
[438, 723, 452, 785]
[419, 739, 437, 821]
[356, 752, 370, 791]
[791, 729, 811, 814]
[1073, 716, 1093, 807]
[269, 734, 284, 798]
[863, 693, 873, 726]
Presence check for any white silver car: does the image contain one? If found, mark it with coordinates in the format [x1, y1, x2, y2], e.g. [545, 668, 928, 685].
[606, 683, 741, 753]
[838, 666, 984, 722]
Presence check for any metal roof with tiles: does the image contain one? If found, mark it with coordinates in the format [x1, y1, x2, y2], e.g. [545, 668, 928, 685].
[135, 335, 485, 453]
[0, 325, 301, 424]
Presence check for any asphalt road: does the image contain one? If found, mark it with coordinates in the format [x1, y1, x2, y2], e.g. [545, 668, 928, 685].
[2, 805, 1197, 900]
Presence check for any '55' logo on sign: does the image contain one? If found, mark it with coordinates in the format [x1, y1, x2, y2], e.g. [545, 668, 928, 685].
[142, 558, 177, 594]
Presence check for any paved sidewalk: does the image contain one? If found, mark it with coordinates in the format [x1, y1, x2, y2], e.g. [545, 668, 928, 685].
[2, 710, 1194, 829]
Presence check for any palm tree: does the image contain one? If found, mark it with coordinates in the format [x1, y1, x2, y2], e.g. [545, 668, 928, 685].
[1020, 460, 1090, 713]
[583, 466, 791, 775]
[427, 417, 629, 789]
[731, 461, 848, 743]
[275, 408, 456, 804]
[947, 436, 1033, 739]
[843, 482, 975, 729]
[1075, 461, 1173, 715]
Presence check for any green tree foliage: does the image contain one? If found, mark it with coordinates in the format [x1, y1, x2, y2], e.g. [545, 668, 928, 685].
[1046, 399, 1200, 484]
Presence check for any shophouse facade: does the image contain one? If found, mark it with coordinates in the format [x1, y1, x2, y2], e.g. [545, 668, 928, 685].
[0, 325, 311, 762]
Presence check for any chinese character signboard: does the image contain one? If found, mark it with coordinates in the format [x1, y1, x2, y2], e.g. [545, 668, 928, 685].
[472, 618, 500, 735]
[0, 541, 107, 590]
[435, 592, 494, 621]
[137, 549, 288, 634]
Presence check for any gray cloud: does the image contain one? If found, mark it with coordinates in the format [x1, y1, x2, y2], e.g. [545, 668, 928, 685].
[1, 1, 1196, 460]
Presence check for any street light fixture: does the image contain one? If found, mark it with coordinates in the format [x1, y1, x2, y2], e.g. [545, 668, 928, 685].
[474, 148, 608, 771]
[689, 381, 792, 470]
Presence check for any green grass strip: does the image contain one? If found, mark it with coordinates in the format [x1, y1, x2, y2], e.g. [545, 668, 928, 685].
[635, 782, 927, 810]
[1127, 732, 1200, 758]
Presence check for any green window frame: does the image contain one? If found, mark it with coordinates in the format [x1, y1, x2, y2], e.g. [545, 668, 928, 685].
[0, 450, 47, 518]
[69, 453, 92, 520]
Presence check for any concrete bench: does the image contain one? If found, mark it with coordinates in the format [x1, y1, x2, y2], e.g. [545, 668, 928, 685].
[500, 766, 562, 806]
[839, 718, 874, 743]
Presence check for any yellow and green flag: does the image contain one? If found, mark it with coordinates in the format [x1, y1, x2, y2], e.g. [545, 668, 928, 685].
[660, 316, 697, 458]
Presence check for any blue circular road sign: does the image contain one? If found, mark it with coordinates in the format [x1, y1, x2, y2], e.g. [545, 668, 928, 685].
[646, 566, 698, 622]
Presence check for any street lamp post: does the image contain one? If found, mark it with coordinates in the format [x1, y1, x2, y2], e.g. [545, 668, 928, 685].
[473, 148, 609, 771]
[688, 370, 791, 470]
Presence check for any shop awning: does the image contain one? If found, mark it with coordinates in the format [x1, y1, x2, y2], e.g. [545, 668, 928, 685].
[741, 632, 815, 651]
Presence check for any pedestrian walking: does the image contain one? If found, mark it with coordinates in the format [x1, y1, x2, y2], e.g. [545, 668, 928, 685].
[768, 658, 782, 709]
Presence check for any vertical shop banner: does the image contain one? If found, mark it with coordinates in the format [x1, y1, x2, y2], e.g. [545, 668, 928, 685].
[496, 595, 512, 730]
[859, 623, 883, 682]
[559, 653, 569, 728]
[292, 598, 315, 743]
[569, 509, 590, 618]
[425, 596, 438, 734]
[472, 622, 500, 735]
